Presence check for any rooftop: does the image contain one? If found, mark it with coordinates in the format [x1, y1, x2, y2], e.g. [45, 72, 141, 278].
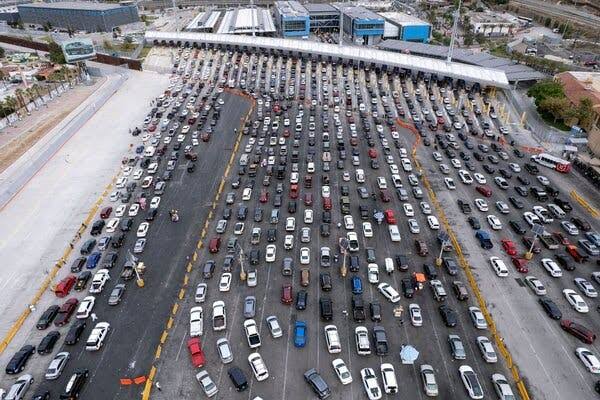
[470, 12, 517, 25]
[304, 3, 338, 14]
[557, 71, 600, 108]
[378, 39, 545, 82]
[339, 5, 383, 21]
[217, 7, 276, 35]
[18, 1, 128, 11]
[274, 1, 308, 18]
[185, 10, 221, 31]
[379, 11, 430, 27]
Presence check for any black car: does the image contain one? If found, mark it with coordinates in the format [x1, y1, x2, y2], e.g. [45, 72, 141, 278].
[80, 239, 96, 255]
[120, 218, 133, 232]
[509, 220, 526, 235]
[319, 297, 333, 320]
[267, 229, 277, 242]
[443, 257, 459, 276]
[322, 211, 331, 223]
[296, 290, 308, 310]
[74, 271, 92, 291]
[111, 233, 126, 248]
[31, 390, 50, 400]
[320, 223, 330, 237]
[319, 272, 332, 291]
[467, 217, 481, 230]
[254, 208, 263, 222]
[64, 320, 86, 345]
[5, 345, 35, 374]
[514, 186, 529, 197]
[423, 263, 437, 280]
[349, 256, 360, 272]
[222, 208, 232, 220]
[401, 278, 415, 298]
[101, 252, 118, 269]
[539, 298, 562, 320]
[145, 208, 158, 221]
[304, 368, 331, 400]
[70, 257, 86, 273]
[555, 253, 576, 271]
[288, 201, 297, 214]
[517, 176, 530, 186]
[457, 199, 472, 214]
[370, 302, 382, 322]
[508, 197, 525, 209]
[37, 305, 60, 330]
[439, 305, 458, 327]
[249, 249, 260, 265]
[482, 164, 496, 174]
[202, 260, 215, 278]
[37, 331, 60, 355]
[90, 219, 105, 236]
[61, 369, 89, 399]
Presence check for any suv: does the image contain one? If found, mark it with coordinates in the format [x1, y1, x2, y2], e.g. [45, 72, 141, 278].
[319, 297, 333, 321]
[60, 369, 88, 399]
[304, 369, 331, 399]
[352, 295, 366, 322]
[452, 281, 469, 301]
[560, 320, 596, 344]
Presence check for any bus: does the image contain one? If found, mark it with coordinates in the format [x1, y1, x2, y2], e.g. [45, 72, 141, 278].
[531, 153, 571, 173]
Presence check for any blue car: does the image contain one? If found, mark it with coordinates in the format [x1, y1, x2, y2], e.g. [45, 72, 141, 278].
[86, 252, 101, 269]
[351, 276, 363, 294]
[294, 321, 307, 348]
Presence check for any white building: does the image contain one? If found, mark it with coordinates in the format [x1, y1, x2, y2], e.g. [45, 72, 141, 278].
[217, 7, 276, 36]
[470, 12, 517, 37]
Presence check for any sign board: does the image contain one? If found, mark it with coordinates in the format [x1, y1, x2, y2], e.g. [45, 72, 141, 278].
[61, 39, 96, 63]
[531, 224, 545, 236]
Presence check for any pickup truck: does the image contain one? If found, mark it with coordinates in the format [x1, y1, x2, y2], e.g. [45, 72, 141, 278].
[212, 301, 226, 331]
[243, 319, 261, 348]
[475, 230, 493, 249]
[540, 234, 559, 250]
[352, 295, 366, 322]
[372, 326, 389, 356]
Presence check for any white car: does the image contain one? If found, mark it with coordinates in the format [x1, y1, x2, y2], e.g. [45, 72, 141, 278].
[403, 203, 415, 217]
[380, 363, 398, 394]
[219, 273, 232, 292]
[248, 352, 269, 381]
[150, 196, 161, 209]
[128, 203, 140, 216]
[542, 258, 562, 278]
[563, 289, 589, 313]
[523, 211, 541, 227]
[321, 185, 331, 198]
[378, 283, 400, 303]
[106, 218, 120, 233]
[486, 215, 502, 230]
[420, 202, 432, 215]
[561, 220, 579, 235]
[137, 222, 149, 238]
[427, 216, 440, 230]
[347, 232, 360, 252]
[533, 206, 553, 223]
[234, 222, 245, 235]
[344, 215, 355, 230]
[195, 283, 207, 303]
[367, 264, 379, 284]
[575, 277, 598, 298]
[476, 336, 497, 363]
[408, 219, 420, 234]
[76, 296, 96, 319]
[524, 276, 546, 295]
[360, 368, 383, 400]
[548, 203, 566, 218]
[459, 365, 484, 399]
[489, 257, 509, 277]
[474, 198, 488, 212]
[388, 225, 401, 242]
[284, 235, 294, 250]
[342, 171, 350, 181]
[469, 306, 488, 329]
[537, 175, 550, 186]
[196, 370, 218, 397]
[409, 303, 423, 327]
[300, 247, 310, 265]
[576, 347, 600, 374]
[376, 177, 388, 190]
[355, 169, 365, 183]
[420, 365, 438, 397]
[389, 164, 399, 174]
[89, 269, 110, 294]
[247, 270, 257, 287]
[444, 177, 456, 190]
[458, 170, 473, 184]
[362, 222, 373, 238]
[115, 204, 126, 217]
[401, 158, 412, 172]
[474, 173, 486, 184]
[304, 209, 313, 224]
[265, 245, 276, 263]
[285, 217, 296, 232]
[85, 321, 110, 351]
[189, 306, 203, 337]
[332, 358, 353, 385]
[266, 315, 283, 338]
[244, 320, 262, 349]
[492, 373, 515, 400]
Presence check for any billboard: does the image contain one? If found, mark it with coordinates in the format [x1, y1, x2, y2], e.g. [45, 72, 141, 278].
[61, 39, 96, 63]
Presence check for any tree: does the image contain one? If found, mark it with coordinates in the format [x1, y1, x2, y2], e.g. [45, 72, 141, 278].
[576, 97, 595, 129]
[527, 79, 565, 107]
[539, 96, 571, 122]
[464, 33, 474, 46]
[0, 46, 5, 59]
[47, 40, 65, 64]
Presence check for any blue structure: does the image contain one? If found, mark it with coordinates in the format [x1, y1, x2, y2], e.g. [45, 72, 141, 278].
[341, 6, 384, 45]
[380, 12, 431, 43]
[274, 1, 310, 38]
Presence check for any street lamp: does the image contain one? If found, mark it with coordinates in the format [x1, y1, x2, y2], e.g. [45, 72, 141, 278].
[237, 244, 247, 281]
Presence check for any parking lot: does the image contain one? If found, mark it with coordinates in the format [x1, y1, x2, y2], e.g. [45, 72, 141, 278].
[1, 42, 599, 400]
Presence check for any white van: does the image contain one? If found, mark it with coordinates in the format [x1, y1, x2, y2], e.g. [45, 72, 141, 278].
[489, 257, 509, 277]
[324, 325, 342, 354]
[384, 258, 394, 274]
[355, 169, 365, 183]
[355, 326, 371, 355]
[427, 216, 440, 230]
[381, 363, 398, 394]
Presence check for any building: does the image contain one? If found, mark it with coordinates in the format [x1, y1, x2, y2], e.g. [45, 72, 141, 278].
[185, 10, 221, 32]
[556, 71, 600, 157]
[0, 5, 19, 24]
[17, 2, 139, 32]
[379, 12, 431, 43]
[139, 0, 330, 12]
[470, 12, 517, 37]
[305, 3, 339, 33]
[274, 1, 310, 38]
[216, 7, 276, 36]
[339, 5, 384, 46]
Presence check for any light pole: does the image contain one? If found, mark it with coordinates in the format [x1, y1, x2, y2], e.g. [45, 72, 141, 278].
[436, 232, 450, 267]
[237, 244, 247, 281]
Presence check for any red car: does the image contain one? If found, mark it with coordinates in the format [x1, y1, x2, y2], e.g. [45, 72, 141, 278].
[368, 149, 378, 159]
[259, 189, 269, 203]
[187, 338, 206, 367]
[511, 257, 529, 273]
[100, 206, 112, 219]
[208, 237, 221, 253]
[553, 231, 570, 246]
[437, 116, 445, 125]
[476, 185, 492, 198]
[323, 197, 332, 211]
[147, 124, 156, 132]
[55, 276, 76, 298]
[201, 132, 211, 142]
[566, 245, 589, 263]
[380, 189, 391, 202]
[304, 193, 313, 206]
[54, 298, 79, 327]
[290, 184, 299, 199]
[283, 129, 290, 137]
[281, 284, 293, 304]
[350, 137, 359, 146]
[384, 209, 396, 224]
[501, 239, 517, 256]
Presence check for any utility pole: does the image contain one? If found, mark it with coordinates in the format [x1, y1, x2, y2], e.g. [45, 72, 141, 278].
[338, 1, 344, 46]
[251, 0, 256, 37]
[237, 244, 247, 281]
[447, 0, 462, 63]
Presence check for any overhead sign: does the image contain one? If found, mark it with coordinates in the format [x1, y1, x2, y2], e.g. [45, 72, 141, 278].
[531, 224, 545, 236]
[61, 39, 96, 63]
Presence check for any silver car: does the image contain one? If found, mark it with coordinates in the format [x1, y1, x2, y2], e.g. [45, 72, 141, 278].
[243, 296, 256, 318]
[448, 334, 466, 360]
[216, 338, 233, 364]
[5, 374, 33, 400]
[108, 284, 126, 306]
[266, 315, 283, 338]
[195, 283, 207, 303]
[45, 352, 69, 380]
[420, 364, 438, 397]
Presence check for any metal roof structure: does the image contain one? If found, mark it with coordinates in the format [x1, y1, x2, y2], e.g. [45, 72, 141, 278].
[304, 3, 338, 15]
[18, 1, 126, 11]
[274, 1, 309, 18]
[379, 12, 430, 27]
[185, 10, 221, 32]
[378, 39, 544, 83]
[340, 5, 382, 21]
[217, 7, 276, 35]
[145, 30, 510, 88]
